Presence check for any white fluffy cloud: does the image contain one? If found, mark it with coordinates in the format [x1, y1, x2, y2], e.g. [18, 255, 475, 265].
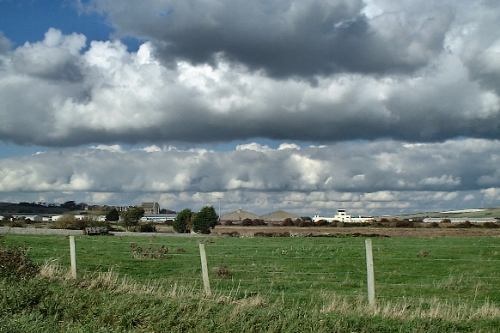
[0, 26, 499, 145]
[1, 139, 500, 214]
[2, 2, 500, 214]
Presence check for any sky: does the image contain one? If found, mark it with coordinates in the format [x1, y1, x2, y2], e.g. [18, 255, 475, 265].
[1, 0, 500, 216]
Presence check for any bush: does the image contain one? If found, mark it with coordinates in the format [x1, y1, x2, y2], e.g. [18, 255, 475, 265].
[295, 220, 313, 227]
[51, 215, 88, 230]
[241, 218, 253, 226]
[314, 219, 329, 226]
[121, 207, 145, 231]
[173, 209, 192, 233]
[192, 206, 218, 234]
[0, 245, 39, 279]
[482, 222, 500, 228]
[391, 220, 415, 228]
[8, 220, 27, 228]
[105, 208, 120, 222]
[281, 218, 294, 226]
[214, 265, 232, 279]
[223, 220, 234, 226]
[252, 219, 266, 226]
[254, 232, 290, 237]
[452, 221, 473, 228]
[136, 223, 157, 233]
[130, 243, 168, 259]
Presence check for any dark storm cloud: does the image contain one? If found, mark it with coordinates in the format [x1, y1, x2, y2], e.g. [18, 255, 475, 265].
[89, 0, 452, 77]
[0, 32, 500, 146]
[2, 0, 500, 146]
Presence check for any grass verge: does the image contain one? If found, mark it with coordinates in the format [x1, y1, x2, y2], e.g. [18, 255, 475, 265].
[1, 263, 499, 333]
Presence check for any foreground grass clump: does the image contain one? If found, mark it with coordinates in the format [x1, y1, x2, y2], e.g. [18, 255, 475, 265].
[0, 244, 39, 279]
[0, 264, 499, 333]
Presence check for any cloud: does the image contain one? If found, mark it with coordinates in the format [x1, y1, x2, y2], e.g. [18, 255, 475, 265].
[89, 0, 454, 77]
[1, 139, 500, 214]
[1, 27, 500, 146]
[0, 32, 11, 53]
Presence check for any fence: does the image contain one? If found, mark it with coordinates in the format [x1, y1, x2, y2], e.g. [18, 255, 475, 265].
[2, 234, 500, 305]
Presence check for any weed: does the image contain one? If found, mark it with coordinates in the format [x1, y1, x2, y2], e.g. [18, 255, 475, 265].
[214, 265, 232, 279]
[129, 243, 168, 259]
[417, 250, 430, 257]
[0, 244, 39, 279]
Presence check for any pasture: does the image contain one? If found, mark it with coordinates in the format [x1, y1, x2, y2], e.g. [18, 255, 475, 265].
[1, 234, 499, 332]
[2, 234, 499, 304]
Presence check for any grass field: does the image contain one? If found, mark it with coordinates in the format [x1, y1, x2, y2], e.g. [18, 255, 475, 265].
[1, 234, 499, 332]
[2, 234, 499, 304]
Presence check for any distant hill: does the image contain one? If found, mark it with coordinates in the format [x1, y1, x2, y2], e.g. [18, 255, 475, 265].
[0, 202, 70, 215]
[395, 207, 500, 219]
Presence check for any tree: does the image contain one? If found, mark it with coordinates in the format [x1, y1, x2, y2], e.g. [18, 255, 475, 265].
[122, 207, 145, 231]
[173, 209, 192, 233]
[105, 208, 120, 222]
[192, 206, 218, 234]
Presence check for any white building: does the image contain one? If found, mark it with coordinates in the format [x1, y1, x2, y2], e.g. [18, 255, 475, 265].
[140, 214, 176, 223]
[312, 209, 374, 223]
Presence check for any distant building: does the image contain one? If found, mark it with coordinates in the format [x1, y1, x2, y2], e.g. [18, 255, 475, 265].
[141, 202, 160, 215]
[115, 206, 133, 212]
[12, 214, 43, 222]
[140, 214, 176, 223]
[312, 209, 374, 223]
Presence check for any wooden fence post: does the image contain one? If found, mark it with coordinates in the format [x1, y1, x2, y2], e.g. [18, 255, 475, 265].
[199, 243, 211, 296]
[365, 238, 376, 306]
[69, 236, 77, 279]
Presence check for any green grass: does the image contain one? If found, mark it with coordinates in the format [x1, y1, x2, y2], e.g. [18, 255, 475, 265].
[3, 275, 498, 333]
[1, 234, 499, 305]
[1, 234, 499, 332]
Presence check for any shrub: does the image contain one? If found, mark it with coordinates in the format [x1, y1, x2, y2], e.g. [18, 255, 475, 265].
[314, 219, 329, 226]
[392, 220, 415, 228]
[281, 218, 294, 226]
[105, 208, 120, 222]
[453, 221, 473, 228]
[417, 250, 430, 258]
[482, 222, 500, 228]
[223, 220, 234, 226]
[136, 223, 157, 233]
[252, 219, 266, 226]
[0, 245, 39, 279]
[254, 232, 290, 237]
[121, 207, 145, 231]
[173, 209, 192, 233]
[130, 243, 168, 259]
[221, 231, 240, 237]
[241, 218, 253, 226]
[214, 265, 232, 279]
[51, 215, 88, 230]
[192, 206, 218, 234]
[9, 220, 27, 228]
[295, 220, 313, 227]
